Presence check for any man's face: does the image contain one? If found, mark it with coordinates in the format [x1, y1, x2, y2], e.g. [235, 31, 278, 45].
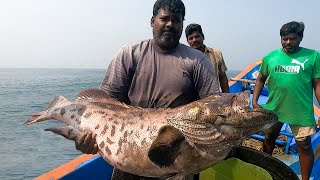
[281, 33, 302, 54]
[187, 31, 204, 51]
[151, 9, 183, 50]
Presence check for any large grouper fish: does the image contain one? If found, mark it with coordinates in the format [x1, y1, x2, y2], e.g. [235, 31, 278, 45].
[24, 89, 277, 178]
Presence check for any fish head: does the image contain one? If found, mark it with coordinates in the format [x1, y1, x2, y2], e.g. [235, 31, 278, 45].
[169, 91, 277, 146]
[203, 91, 278, 140]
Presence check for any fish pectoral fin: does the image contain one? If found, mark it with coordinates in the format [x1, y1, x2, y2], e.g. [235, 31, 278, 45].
[148, 125, 185, 168]
[45, 125, 81, 141]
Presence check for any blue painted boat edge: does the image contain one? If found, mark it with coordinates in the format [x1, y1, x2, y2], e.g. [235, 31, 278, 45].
[312, 154, 320, 180]
[60, 155, 113, 180]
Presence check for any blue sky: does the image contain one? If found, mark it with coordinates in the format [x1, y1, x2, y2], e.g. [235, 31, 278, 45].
[1, 0, 319, 70]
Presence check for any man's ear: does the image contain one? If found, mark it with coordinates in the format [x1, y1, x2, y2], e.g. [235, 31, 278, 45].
[151, 16, 154, 27]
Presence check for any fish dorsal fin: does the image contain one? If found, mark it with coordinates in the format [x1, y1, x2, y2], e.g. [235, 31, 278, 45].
[75, 88, 130, 108]
[46, 96, 68, 110]
[148, 125, 185, 168]
[76, 88, 111, 101]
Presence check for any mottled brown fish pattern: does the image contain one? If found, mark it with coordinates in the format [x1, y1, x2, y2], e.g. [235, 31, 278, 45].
[24, 88, 277, 178]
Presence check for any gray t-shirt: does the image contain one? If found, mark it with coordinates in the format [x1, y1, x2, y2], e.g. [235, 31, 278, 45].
[100, 39, 219, 108]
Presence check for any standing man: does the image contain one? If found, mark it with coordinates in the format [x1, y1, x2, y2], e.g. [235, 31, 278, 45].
[185, 23, 229, 93]
[252, 21, 320, 180]
[75, 0, 219, 179]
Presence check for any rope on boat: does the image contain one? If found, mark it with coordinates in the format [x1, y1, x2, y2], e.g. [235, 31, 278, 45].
[229, 78, 256, 84]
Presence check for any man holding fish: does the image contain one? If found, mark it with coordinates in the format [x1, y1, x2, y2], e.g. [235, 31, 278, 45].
[24, 0, 281, 179]
[76, 0, 219, 179]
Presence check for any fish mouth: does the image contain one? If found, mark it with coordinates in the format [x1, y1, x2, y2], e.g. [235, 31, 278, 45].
[246, 108, 277, 117]
[222, 108, 277, 138]
[242, 108, 277, 127]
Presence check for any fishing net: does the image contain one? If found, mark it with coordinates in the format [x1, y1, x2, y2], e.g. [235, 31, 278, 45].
[241, 135, 287, 156]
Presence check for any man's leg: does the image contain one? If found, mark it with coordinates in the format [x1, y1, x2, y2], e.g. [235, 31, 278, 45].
[263, 121, 283, 154]
[296, 136, 314, 180]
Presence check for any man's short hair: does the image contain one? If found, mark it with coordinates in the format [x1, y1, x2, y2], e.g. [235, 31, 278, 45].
[153, 0, 185, 20]
[185, 23, 205, 39]
[280, 21, 305, 38]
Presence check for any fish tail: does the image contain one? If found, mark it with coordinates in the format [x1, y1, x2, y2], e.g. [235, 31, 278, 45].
[45, 125, 81, 141]
[23, 112, 51, 125]
[45, 96, 69, 111]
[24, 96, 69, 126]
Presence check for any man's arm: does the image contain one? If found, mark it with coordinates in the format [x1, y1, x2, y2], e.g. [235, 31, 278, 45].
[252, 73, 267, 108]
[219, 71, 229, 93]
[99, 45, 135, 104]
[76, 45, 134, 154]
[214, 48, 229, 93]
[313, 78, 320, 128]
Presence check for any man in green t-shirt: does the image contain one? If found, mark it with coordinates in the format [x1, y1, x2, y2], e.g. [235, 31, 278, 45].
[252, 21, 320, 180]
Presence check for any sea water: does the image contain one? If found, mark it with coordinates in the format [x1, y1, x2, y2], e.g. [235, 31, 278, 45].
[0, 69, 105, 180]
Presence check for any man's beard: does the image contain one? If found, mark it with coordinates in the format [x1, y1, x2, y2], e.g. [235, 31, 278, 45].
[155, 35, 179, 50]
[283, 46, 296, 53]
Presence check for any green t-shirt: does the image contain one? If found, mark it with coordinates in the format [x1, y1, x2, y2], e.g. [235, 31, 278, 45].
[260, 47, 320, 126]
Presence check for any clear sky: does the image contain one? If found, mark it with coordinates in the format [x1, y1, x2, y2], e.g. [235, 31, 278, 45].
[1, 0, 319, 70]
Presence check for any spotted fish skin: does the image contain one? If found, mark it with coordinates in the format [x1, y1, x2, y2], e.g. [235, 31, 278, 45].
[24, 89, 277, 178]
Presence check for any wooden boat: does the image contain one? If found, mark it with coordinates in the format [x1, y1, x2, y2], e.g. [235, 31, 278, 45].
[35, 60, 320, 180]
